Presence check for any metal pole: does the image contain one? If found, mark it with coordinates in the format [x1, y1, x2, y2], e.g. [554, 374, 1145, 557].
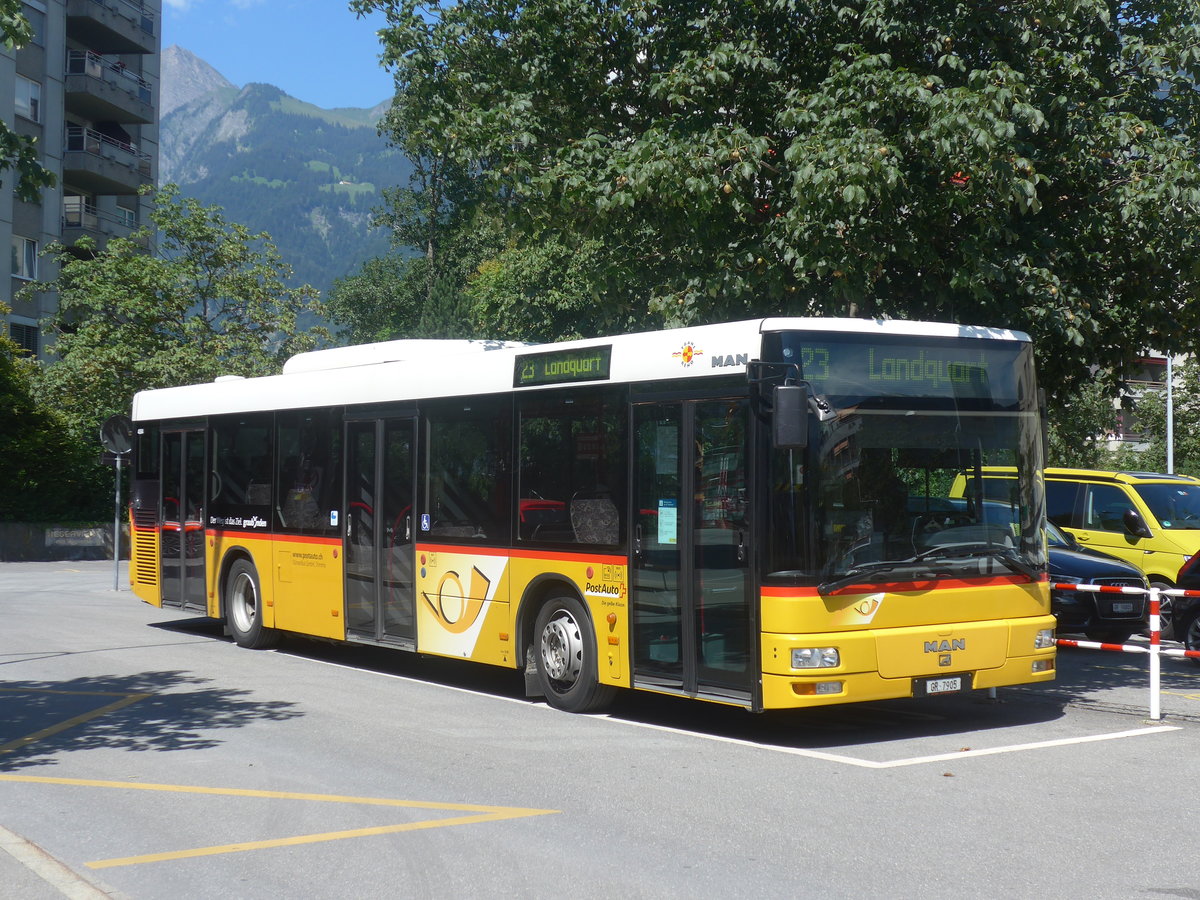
[113, 454, 122, 592]
[1149, 588, 1161, 721]
[1166, 356, 1174, 474]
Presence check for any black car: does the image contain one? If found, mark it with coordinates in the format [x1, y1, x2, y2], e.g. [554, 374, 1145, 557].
[1047, 521, 1148, 644]
[1172, 554, 1200, 662]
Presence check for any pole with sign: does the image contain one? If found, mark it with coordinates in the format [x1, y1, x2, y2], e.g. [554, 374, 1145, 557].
[100, 415, 133, 591]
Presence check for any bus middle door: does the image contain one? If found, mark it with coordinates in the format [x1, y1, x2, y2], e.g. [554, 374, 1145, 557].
[160, 427, 207, 611]
[344, 415, 417, 646]
[631, 397, 754, 704]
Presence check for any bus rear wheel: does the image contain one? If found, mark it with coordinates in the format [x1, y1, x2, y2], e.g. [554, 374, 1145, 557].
[534, 595, 615, 714]
[226, 559, 279, 650]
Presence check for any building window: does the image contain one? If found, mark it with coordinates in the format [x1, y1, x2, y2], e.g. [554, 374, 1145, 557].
[11, 236, 37, 280]
[15, 75, 41, 123]
[9, 322, 38, 356]
[24, 7, 45, 46]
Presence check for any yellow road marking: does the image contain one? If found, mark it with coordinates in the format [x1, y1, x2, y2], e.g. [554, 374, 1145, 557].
[0, 691, 152, 755]
[86, 812, 546, 869]
[0, 774, 558, 869]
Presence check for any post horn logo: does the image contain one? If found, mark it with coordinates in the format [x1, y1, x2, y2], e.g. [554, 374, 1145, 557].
[422, 566, 491, 633]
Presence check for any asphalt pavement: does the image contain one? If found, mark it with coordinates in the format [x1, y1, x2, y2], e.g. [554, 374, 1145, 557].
[3, 560, 1199, 898]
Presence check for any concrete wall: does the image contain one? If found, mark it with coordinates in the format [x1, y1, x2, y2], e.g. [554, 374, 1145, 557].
[0, 524, 129, 561]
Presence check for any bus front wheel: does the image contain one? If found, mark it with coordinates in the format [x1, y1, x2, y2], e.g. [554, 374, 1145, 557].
[225, 559, 279, 650]
[534, 595, 615, 714]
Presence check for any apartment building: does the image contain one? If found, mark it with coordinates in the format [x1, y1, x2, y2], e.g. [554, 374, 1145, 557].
[2, 0, 160, 356]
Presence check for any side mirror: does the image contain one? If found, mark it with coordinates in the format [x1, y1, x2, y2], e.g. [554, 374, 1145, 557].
[1123, 508, 1154, 539]
[773, 384, 808, 450]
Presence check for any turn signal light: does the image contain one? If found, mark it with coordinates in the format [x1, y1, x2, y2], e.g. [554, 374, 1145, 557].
[792, 681, 843, 696]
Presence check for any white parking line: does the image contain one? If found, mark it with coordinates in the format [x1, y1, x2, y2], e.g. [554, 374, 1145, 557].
[285, 650, 1183, 767]
[589, 719, 1181, 767]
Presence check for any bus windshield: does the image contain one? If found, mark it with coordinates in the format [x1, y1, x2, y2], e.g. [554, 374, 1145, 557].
[764, 332, 1045, 588]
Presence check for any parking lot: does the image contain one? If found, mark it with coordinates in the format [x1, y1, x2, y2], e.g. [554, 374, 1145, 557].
[3, 561, 1200, 899]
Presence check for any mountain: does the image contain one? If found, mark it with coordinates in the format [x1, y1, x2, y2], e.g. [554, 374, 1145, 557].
[159, 47, 407, 297]
[160, 45, 234, 118]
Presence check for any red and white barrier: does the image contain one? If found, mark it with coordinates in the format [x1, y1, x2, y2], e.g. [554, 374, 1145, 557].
[1051, 584, 1200, 720]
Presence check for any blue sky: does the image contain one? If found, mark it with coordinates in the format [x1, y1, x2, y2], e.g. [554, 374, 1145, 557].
[162, 0, 396, 110]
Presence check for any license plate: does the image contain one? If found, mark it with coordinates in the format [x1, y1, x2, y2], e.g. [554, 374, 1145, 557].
[1112, 602, 1134, 613]
[914, 675, 965, 697]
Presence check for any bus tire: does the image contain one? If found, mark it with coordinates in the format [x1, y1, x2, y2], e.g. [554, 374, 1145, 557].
[533, 594, 615, 714]
[225, 559, 278, 650]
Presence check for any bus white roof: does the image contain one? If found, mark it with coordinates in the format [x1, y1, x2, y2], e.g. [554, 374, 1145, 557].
[282, 338, 528, 375]
[131, 317, 1031, 422]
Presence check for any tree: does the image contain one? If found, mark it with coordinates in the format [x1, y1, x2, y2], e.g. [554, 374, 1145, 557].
[1, 0, 55, 200]
[1113, 359, 1200, 477]
[327, 209, 506, 341]
[0, 303, 106, 521]
[29, 185, 328, 444]
[357, 0, 1200, 405]
[1046, 376, 1121, 469]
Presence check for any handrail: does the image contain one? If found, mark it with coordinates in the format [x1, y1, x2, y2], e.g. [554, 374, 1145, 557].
[83, 0, 156, 34]
[64, 124, 152, 176]
[63, 197, 137, 231]
[66, 49, 152, 104]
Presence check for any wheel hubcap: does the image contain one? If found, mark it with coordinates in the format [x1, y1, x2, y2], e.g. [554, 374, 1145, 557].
[1187, 616, 1200, 653]
[231, 572, 256, 631]
[540, 610, 583, 684]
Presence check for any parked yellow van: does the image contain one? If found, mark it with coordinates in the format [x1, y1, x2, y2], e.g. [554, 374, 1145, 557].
[953, 467, 1200, 634]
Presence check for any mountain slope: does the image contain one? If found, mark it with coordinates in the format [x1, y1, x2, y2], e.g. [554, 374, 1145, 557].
[160, 45, 233, 118]
[159, 49, 407, 297]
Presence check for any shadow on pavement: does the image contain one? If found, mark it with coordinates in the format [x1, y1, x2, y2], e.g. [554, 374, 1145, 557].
[136, 612, 1200, 753]
[0, 668, 303, 771]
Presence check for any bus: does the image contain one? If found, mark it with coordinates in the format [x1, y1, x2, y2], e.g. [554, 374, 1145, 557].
[128, 317, 1055, 713]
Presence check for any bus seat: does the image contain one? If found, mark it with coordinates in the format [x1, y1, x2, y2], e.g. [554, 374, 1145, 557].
[571, 496, 618, 544]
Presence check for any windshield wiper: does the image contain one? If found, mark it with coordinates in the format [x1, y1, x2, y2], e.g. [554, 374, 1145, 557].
[817, 544, 1037, 595]
[955, 546, 1039, 581]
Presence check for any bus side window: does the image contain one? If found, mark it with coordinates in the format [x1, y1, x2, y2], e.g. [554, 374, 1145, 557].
[517, 389, 626, 546]
[275, 410, 341, 534]
[209, 415, 273, 523]
[425, 401, 512, 544]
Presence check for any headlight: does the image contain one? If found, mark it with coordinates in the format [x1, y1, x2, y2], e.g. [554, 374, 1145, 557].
[1034, 628, 1055, 649]
[792, 647, 840, 668]
[1053, 575, 1084, 585]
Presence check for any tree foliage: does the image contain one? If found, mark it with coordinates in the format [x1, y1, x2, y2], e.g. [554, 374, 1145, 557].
[356, 0, 1200, 404]
[0, 305, 106, 521]
[1113, 360, 1200, 478]
[29, 185, 328, 445]
[1045, 376, 1121, 469]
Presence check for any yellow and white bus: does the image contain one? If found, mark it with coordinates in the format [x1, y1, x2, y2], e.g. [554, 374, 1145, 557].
[128, 317, 1055, 713]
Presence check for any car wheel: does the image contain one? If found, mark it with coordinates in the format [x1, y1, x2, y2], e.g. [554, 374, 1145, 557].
[1178, 609, 1200, 669]
[1085, 629, 1135, 645]
[533, 594, 616, 713]
[1150, 581, 1175, 639]
[226, 558, 279, 650]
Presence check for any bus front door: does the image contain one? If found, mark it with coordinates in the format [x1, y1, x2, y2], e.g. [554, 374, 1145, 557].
[632, 398, 754, 704]
[345, 417, 416, 646]
[160, 428, 206, 611]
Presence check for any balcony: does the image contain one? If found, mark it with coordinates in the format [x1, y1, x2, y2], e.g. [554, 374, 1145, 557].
[61, 197, 144, 252]
[66, 51, 154, 124]
[66, 0, 155, 55]
[63, 125, 152, 195]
